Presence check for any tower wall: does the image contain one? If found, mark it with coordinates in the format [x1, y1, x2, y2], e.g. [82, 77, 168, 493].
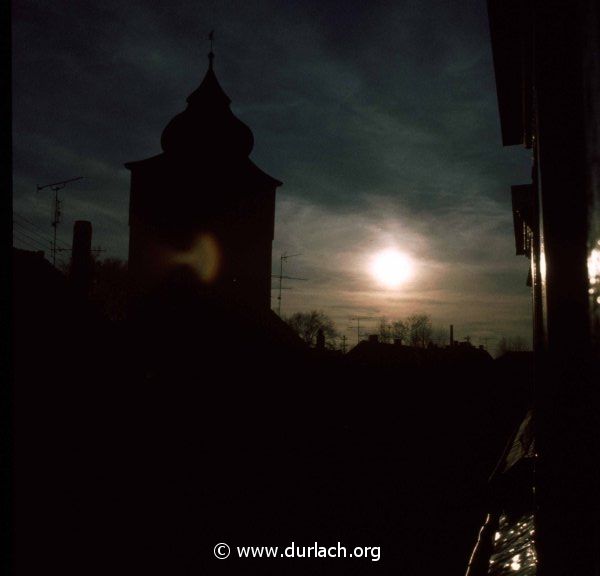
[125, 57, 281, 314]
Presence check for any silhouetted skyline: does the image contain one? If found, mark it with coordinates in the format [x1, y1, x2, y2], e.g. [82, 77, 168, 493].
[12, 0, 532, 346]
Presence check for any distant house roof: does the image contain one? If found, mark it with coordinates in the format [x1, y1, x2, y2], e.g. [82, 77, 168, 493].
[346, 339, 421, 368]
[495, 350, 533, 365]
[12, 248, 65, 291]
[347, 337, 493, 369]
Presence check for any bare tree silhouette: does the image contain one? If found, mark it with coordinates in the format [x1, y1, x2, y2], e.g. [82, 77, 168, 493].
[286, 310, 339, 348]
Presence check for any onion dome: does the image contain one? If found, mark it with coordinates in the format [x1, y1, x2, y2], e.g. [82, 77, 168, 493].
[161, 52, 254, 158]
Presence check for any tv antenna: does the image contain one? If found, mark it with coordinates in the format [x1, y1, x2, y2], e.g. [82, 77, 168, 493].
[341, 334, 347, 354]
[37, 176, 84, 266]
[350, 316, 374, 345]
[272, 252, 306, 316]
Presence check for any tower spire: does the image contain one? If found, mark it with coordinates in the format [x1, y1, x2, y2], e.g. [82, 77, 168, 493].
[208, 30, 215, 70]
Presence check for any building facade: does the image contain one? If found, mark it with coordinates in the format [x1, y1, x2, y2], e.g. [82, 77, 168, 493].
[472, 2, 600, 575]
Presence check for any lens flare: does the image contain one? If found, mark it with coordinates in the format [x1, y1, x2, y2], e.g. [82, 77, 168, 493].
[172, 233, 221, 283]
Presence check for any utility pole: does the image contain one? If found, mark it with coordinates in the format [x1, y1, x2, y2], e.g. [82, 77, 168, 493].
[341, 334, 347, 354]
[272, 253, 306, 316]
[37, 176, 84, 266]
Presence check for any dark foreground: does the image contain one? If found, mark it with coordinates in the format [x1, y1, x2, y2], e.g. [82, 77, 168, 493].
[12, 259, 530, 575]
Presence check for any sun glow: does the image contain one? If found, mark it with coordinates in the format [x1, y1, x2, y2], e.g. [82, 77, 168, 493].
[371, 249, 414, 288]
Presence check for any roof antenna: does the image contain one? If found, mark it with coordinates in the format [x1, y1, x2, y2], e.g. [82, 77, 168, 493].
[208, 30, 215, 69]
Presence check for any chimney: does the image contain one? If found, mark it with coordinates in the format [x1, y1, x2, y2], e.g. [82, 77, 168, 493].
[450, 324, 454, 347]
[71, 220, 93, 298]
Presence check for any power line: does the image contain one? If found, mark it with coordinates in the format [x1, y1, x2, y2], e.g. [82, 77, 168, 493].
[13, 212, 44, 229]
[13, 221, 72, 259]
[13, 236, 42, 251]
[12, 235, 47, 253]
[12, 221, 54, 246]
[13, 229, 50, 251]
[13, 223, 52, 245]
[13, 232, 69, 273]
[14, 223, 105, 262]
[13, 214, 71, 250]
[13, 238, 49, 255]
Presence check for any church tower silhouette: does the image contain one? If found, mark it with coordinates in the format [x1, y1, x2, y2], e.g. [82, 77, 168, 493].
[125, 51, 282, 313]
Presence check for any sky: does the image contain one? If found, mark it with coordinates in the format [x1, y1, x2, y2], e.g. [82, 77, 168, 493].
[12, 0, 533, 350]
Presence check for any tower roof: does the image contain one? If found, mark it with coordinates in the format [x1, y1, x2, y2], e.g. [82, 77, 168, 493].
[161, 53, 254, 158]
[186, 52, 231, 107]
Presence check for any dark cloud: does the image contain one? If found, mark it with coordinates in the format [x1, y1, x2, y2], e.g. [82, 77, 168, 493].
[12, 0, 533, 347]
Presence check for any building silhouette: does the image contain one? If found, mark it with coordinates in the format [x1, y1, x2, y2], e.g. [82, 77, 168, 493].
[125, 51, 282, 312]
[11, 33, 564, 576]
[465, 2, 600, 575]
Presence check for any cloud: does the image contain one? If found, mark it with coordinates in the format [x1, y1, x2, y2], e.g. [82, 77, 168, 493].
[273, 194, 531, 345]
[12, 0, 533, 346]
